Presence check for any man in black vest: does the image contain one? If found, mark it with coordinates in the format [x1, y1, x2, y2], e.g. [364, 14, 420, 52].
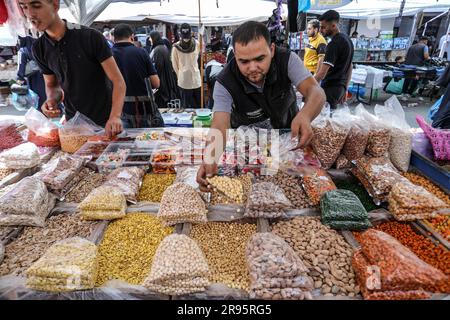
[196, 21, 325, 191]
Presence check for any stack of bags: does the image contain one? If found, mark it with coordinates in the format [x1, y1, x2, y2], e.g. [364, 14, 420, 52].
[352, 229, 448, 300]
[78, 186, 127, 220]
[26, 237, 98, 292]
[246, 233, 314, 300]
[158, 183, 208, 226]
[320, 189, 371, 231]
[143, 234, 210, 295]
[389, 180, 450, 221]
[0, 142, 40, 169]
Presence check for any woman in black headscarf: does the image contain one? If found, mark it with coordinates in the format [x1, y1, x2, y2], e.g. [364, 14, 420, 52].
[149, 31, 180, 108]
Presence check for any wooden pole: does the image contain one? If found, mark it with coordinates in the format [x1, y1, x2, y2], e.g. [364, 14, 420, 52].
[198, 0, 204, 109]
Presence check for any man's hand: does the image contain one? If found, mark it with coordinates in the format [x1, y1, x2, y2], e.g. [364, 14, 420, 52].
[105, 116, 123, 138]
[41, 99, 61, 118]
[291, 112, 314, 149]
[196, 163, 218, 192]
[339, 91, 348, 104]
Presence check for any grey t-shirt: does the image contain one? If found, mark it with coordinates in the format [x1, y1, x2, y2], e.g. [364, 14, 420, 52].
[213, 52, 311, 113]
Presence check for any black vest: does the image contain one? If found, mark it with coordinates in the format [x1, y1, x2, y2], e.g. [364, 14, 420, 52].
[217, 47, 298, 129]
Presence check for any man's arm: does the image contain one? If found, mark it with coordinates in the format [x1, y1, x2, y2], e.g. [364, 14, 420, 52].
[101, 56, 126, 137]
[150, 74, 160, 89]
[314, 63, 331, 83]
[41, 74, 64, 118]
[171, 47, 180, 77]
[315, 55, 325, 75]
[424, 46, 430, 60]
[292, 77, 326, 147]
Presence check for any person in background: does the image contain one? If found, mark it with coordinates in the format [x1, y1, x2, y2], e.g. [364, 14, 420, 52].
[21, 0, 126, 137]
[304, 19, 327, 75]
[144, 36, 152, 54]
[395, 55, 405, 66]
[112, 24, 163, 128]
[439, 31, 450, 60]
[314, 10, 354, 109]
[103, 30, 114, 48]
[401, 36, 430, 98]
[204, 58, 224, 109]
[149, 30, 180, 108]
[171, 23, 202, 108]
[432, 63, 450, 129]
[16, 35, 47, 109]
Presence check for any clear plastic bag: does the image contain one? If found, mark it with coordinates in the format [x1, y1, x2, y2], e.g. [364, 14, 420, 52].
[78, 186, 127, 220]
[207, 176, 245, 204]
[246, 233, 314, 300]
[143, 234, 210, 296]
[102, 167, 145, 204]
[24, 108, 60, 147]
[353, 229, 448, 298]
[275, 133, 321, 170]
[175, 166, 200, 190]
[388, 180, 450, 221]
[301, 168, 337, 206]
[59, 112, 103, 153]
[158, 183, 208, 226]
[0, 121, 24, 152]
[0, 142, 40, 169]
[320, 189, 371, 231]
[244, 182, 292, 219]
[41, 155, 86, 195]
[375, 96, 412, 172]
[311, 109, 350, 169]
[25, 237, 98, 292]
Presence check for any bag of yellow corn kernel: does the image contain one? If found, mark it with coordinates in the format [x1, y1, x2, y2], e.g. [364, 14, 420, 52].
[79, 186, 127, 220]
[25, 237, 98, 292]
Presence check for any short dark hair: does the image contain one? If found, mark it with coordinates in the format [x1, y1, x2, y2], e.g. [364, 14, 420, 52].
[232, 21, 270, 48]
[395, 56, 403, 62]
[420, 36, 429, 42]
[113, 24, 133, 41]
[308, 19, 320, 30]
[319, 10, 340, 23]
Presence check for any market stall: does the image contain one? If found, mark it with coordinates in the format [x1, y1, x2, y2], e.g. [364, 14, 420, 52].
[0, 98, 449, 300]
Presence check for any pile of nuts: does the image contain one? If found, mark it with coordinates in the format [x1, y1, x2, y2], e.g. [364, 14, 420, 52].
[0, 168, 14, 180]
[65, 172, 107, 203]
[341, 125, 369, 162]
[190, 222, 257, 291]
[402, 172, 450, 205]
[96, 213, 173, 286]
[312, 120, 349, 169]
[0, 213, 98, 276]
[59, 133, 90, 153]
[158, 183, 208, 226]
[301, 168, 337, 206]
[138, 174, 176, 203]
[143, 234, 210, 295]
[207, 176, 244, 204]
[352, 229, 448, 299]
[388, 128, 412, 172]
[366, 128, 391, 157]
[26, 237, 98, 292]
[272, 217, 359, 297]
[246, 233, 314, 300]
[425, 216, 450, 241]
[245, 182, 292, 218]
[79, 186, 127, 220]
[257, 172, 312, 209]
[388, 181, 449, 221]
[0, 124, 24, 152]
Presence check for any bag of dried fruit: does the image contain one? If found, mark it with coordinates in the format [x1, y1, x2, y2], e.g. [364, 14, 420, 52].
[24, 108, 60, 147]
[0, 120, 24, 152]
[59, 112, 103, 153]
[374, 96, 412, 172]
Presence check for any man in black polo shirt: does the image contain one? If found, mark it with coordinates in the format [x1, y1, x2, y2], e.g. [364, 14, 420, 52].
[196, 21, 326, 191]
[112, 24, 163, 128]
[19, 0, 126, 137]
[314, 10, 354, 109]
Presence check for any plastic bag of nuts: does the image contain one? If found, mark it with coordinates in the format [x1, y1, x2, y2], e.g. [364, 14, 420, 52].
[158, 183, 208, 226]
[25, 237, 98, 292]
[102, 167, 145, 204]
[58, 112, 102, 153]
[246, 233, 314, 300]
[78, 186, 127, 220]
[245, 182, 292, 219]
[301, 168, 337, 206]
[352, 229, 448, 299]
[0, 142, 40, 170]
[388, 180, 450, 221]
[143, 234, 210, 295]
[207, 176, 245, 204]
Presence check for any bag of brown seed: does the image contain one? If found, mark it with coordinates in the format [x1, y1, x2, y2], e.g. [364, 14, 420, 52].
[245, 182, 292, 218]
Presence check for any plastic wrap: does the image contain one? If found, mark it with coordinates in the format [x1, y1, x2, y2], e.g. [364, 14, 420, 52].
[175, 166, 200, 190]
[158, 183, 208, 226]
[245, 182, 292, 219]
[102, 167, 145, 204]
[301, 168, 337, 206]
[246, 233, 314, 300]
[40, 155, 85, 195]
[59, 112, 102, 153]
[24, 108, 60, 147]
[320, 189, 371, 231]
[25, 237, 98, 292]
[78, 186, 127, 220]
[416, 115, 450, 161]
[353, 229, 448, 298]
[0, 142, 40, 169]
[388, 180, 450, 221]
[143, 234, 210, 295]
[355, 105, 390, 157]
[0, 121, 24, 152]
[207, 176, 245, 204]
[276, 133, 321, 170]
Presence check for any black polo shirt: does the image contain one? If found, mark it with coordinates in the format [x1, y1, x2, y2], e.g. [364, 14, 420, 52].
[112, 42, 157, 114]
[32, 21, 113, 126]
[322, 32, 354, 87]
